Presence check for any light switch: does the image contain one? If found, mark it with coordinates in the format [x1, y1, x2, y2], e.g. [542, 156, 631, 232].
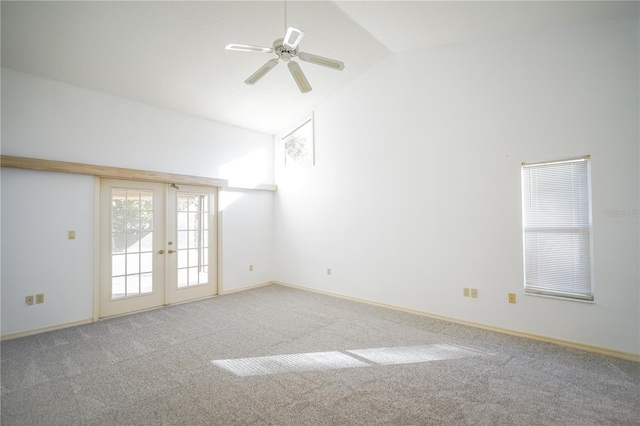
[68, 230, 76, 240]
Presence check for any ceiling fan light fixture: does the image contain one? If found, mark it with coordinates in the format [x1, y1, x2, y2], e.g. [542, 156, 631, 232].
[283, 27, 304, 49]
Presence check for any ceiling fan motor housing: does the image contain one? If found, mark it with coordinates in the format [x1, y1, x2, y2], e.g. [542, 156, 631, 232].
[273, 38, 297, 62]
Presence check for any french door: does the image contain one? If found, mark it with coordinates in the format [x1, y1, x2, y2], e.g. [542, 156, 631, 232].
[165, 186, 218, 304]
[99, 180, 217, 318]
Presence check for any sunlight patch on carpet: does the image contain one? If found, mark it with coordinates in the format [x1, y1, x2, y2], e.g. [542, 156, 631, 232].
[211, 344, 486, 376]
[347, 343, 483, 365]
[211, 351, 369, 377]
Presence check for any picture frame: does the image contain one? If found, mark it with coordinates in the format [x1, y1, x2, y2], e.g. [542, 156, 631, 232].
[283, 113, 314, 168]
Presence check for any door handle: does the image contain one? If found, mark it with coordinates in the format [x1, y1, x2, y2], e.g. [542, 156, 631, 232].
[168, 250, 176, 254]
[158, 250, 165, 254]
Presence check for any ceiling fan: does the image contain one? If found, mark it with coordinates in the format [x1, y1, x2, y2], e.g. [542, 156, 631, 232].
[226, 20, 345, 93]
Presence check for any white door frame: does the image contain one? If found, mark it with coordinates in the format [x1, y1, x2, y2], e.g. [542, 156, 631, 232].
[93, 178, 221, 320]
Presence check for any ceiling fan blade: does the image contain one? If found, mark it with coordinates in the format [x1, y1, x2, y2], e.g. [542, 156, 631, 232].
[287, 61, 312, 93]
[226, 44, 274, 54]
[297, 52, 345, 71]
[244, 59, 279, 85]
[283, 27, 305, 50]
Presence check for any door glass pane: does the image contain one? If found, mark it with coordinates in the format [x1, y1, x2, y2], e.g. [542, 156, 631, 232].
[177, 231, 188, 249]
[140, 191, 153, 209]
[127, 211, 140, 230]
[112, 233, 125, 254]
[112, 254, 125, 276]
[127, 274, 140, 295]
[126, 232, 140, 253]
[112, 276, 126, 299]
[177, 269, 188, 288]
[140, 233, 153, 251]
[188, 267, 199, 284]
[199, 266, 209, 284]
[140, 252, 153, 273]
[126, 253, 140, 274]
[177, 250, 188, 268]
[140, 273, 153, 294]
[176, 192, 209, 287]
[187, 249, 198, 267]
[188, 231, 198, 248]
[178, 212, 188, 230]
[111, 187, 154, 299]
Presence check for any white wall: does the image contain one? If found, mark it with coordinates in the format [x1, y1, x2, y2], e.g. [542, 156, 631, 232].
[1, 68, 274, 182]
[220, 189, 274, 293]
[1, 169, 95, 334]
[274, 16, 640, 355]
[1, 68, 275, 335]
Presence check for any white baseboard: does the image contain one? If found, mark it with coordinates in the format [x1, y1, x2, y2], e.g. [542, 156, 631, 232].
[274, 281, 640, 363]
[5, 282, 638, 363]
[1, 318, 94, 341]
[219, 281, 273, 295]
[0, 282, 273, 340]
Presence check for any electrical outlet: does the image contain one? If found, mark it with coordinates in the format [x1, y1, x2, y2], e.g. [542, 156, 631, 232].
[36, 294, 44, 304]
[508, 293, 516, 304]
[463, 287, 470, 297]
[471, 288, 478, 298]
[327, 268, 331, 275]
[25, 295, 34, 306]
[68, 230, 76, 240]
[249, 265, 253, 272]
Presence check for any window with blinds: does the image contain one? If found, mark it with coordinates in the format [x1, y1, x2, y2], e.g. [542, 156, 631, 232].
[521, 156, 594, 301]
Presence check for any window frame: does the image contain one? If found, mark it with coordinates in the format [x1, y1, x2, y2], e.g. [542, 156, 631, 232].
[282, 113, 315, 168]
[521, 155, 594, 302]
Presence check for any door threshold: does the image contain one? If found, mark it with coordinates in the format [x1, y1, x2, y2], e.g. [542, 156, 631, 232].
[99, 295, 217, 320]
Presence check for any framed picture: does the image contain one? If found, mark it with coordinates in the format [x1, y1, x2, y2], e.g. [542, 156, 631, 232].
[283, 114, 314, 168]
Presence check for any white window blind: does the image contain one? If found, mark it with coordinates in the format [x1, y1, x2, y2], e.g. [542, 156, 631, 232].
[521, 156, 593, 301]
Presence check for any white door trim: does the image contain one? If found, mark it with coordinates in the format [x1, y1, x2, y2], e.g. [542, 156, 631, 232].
[94, 178, 222, 320]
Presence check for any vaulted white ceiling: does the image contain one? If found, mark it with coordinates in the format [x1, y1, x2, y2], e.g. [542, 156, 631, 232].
[2, 1, 636, 135]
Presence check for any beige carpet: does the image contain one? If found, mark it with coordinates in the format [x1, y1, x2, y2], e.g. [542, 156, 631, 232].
[2, 284, 639, 425]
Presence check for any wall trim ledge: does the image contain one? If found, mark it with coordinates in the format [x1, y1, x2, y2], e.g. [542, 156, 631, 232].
[273, 281, 640, 363]
[1, 155, 276, 191]
[1, 318, 94, 341]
